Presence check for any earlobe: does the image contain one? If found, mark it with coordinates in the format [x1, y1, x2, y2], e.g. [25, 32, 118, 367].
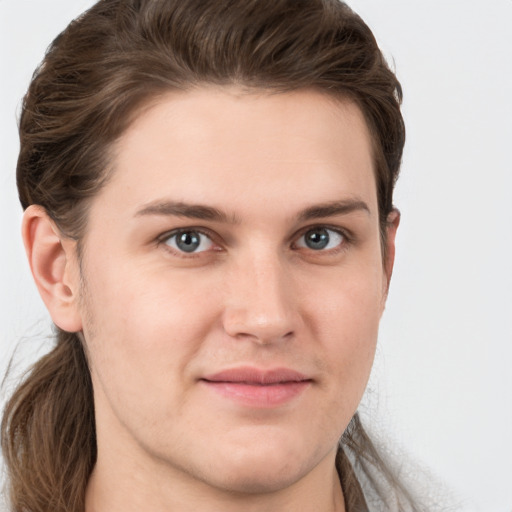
[22, 205, 83, 333]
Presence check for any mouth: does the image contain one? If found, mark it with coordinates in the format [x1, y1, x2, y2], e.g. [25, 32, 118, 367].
[200, 367, 313, 407]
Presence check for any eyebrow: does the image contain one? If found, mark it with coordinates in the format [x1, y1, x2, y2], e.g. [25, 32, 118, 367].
[134, 198, 370, 223]
[297, 199, 370, 222]
[135, 200, 238, 223]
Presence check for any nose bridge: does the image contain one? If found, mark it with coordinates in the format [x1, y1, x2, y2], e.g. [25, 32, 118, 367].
[223, 246, 297, 343]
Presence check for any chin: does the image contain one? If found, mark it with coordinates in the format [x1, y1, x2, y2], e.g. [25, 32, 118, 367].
[205, 461, 307, 495]
[193, 439, 319, 495]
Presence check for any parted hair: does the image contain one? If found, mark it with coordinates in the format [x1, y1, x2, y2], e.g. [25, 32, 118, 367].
[2, 1, 411, 511]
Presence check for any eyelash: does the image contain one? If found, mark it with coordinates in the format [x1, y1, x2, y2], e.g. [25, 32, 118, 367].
[157, 225, 352, 258]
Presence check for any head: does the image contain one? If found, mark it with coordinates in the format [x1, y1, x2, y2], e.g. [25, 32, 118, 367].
[5, 0, 405, 510]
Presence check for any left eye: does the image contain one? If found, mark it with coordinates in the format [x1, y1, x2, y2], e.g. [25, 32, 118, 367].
[295, 227, 345, 251]
[163, 230, 214, 253]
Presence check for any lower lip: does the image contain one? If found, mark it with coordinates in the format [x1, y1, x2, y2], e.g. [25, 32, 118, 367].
[201, 380, 311, 408]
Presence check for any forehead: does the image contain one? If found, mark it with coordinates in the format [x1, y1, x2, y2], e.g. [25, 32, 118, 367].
[94, 87, 377, 223]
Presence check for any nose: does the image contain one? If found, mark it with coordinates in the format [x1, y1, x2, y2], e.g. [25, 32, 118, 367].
[222, 253, 300, 344]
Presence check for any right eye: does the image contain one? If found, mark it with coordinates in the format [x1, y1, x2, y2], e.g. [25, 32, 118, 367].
[162, 229, 215, 254]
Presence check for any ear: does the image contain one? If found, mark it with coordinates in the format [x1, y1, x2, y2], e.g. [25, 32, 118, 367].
[22, 205, 83, 333]
[383, 208, 401, 294]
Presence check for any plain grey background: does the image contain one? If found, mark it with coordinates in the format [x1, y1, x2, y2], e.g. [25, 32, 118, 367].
[1, 1, 511, 510]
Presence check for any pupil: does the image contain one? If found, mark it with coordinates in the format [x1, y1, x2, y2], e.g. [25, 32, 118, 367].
[177, 231, 200, 252]
[306, 229, 329, 250]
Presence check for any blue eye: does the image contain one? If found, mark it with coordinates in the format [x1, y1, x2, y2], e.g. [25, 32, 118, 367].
[164, 230, 214, 253]
[296, 227, 344, 251]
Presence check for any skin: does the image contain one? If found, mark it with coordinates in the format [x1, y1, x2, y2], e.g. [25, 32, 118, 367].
[24, 88, 399, 512]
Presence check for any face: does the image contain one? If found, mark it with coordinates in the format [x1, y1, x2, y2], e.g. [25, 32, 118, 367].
[74, 88, 395, 495]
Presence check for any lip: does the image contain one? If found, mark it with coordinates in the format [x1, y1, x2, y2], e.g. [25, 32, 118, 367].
[200, 366, 312, 408]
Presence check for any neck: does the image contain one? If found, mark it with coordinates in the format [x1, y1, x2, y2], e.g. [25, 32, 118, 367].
[85, 436, 346, 512]
[85, 387, 346, 512]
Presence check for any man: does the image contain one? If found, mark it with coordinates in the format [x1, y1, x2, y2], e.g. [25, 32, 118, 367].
[2, 1, 413, 511]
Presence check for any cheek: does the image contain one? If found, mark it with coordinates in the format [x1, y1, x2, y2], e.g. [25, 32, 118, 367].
[79, 262, 219, 402]
[309, 266, 383, 396]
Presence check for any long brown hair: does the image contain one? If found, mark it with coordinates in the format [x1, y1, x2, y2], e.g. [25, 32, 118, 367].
[2, 1, 410, 510]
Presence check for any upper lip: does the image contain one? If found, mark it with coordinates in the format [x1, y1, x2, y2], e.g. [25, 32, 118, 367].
[201, 366, 311, 385]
